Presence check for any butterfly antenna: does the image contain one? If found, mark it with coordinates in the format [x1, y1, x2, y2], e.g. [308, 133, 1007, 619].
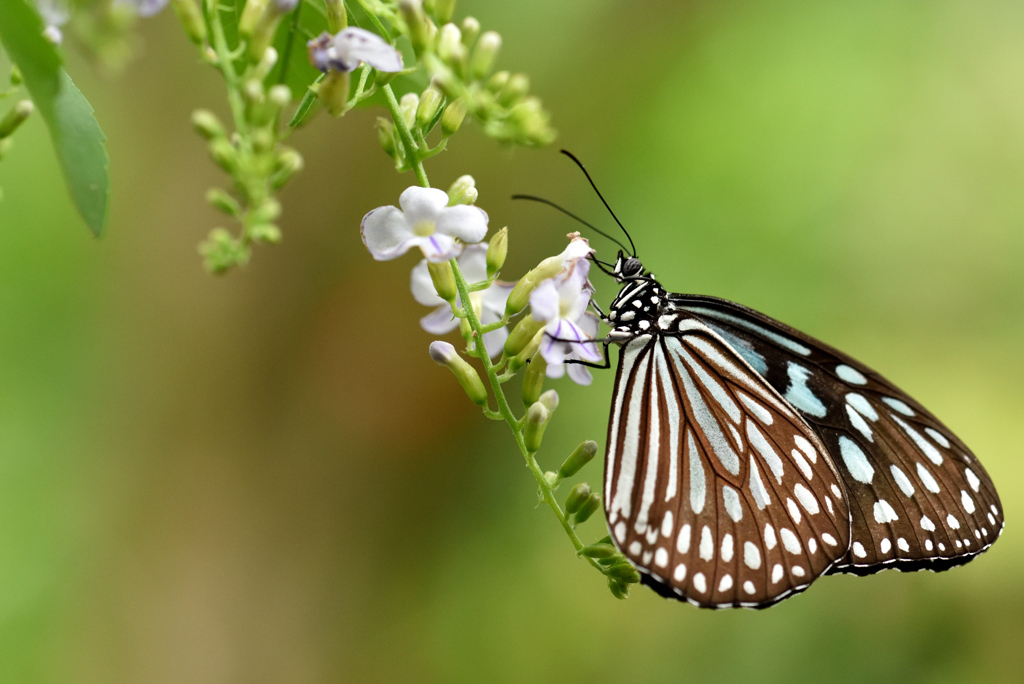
[588, 254, 616, 277]
[560, 149, 636, 257]
[511, 194, 631, 254]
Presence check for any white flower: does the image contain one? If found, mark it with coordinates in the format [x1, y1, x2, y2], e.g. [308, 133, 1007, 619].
[529, 244, 602, 383]
[411, 244, 513, 358]
[362, 186, 488, 262]
[36, 0, 68, 43]
[308, 27, 403, 74]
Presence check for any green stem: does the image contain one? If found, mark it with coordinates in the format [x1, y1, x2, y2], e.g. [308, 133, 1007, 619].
[276, 0, 304, 85]
[382, 84, 429, 187]
[207, 1, 248, 138]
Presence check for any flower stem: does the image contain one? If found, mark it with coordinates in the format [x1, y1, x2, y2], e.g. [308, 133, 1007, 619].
[207, 0, 248, 139]
[449, 259, 603, 572]
[382, 84, 430, 188]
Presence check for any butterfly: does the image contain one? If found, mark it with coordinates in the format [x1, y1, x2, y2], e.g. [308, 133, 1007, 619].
[521, 152, 1004, 609]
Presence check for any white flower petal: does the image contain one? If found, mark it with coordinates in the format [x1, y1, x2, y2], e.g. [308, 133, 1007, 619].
[334, 27, 404, 72]
[529, 279, 560, 323]
[481, 282, 514, 318]
[436, 205, 489, 244]
[482, 326, 509, 359]
[567, 362, 594, 386]
[559, 237, 594, 263]
[458, 244, 489, 283]
[361, 205, 415, 260]
[578, 311, 600, 338]
[410, 259, 445, 306]
[545, 360, 566, 379]
[420, 305, 459, 335]
[398, 186, 449, 223]
[572, 338, 603, 363]
[418, 233, 461, 263]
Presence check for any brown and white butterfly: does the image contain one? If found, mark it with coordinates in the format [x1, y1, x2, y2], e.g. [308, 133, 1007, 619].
[596, 253, 1003, 609]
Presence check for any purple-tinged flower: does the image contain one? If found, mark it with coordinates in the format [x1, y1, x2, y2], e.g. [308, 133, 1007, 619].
[308, 27, 403, 74]
[529, 247, 602, 383]
[362, 186, 488, 262]
[412, 244, 513, 358]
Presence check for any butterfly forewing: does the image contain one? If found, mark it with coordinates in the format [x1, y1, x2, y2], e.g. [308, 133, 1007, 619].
[670, 294, 1004, 574]
[604, 319, 851, 608]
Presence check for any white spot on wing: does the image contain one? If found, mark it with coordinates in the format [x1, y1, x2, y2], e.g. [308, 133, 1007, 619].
[662, 511, 674, 538]
[780, 528, 801, 554]
[744, 542, 761, 569]
[655, 548, 669, 567]
[738, 392, 773, 425]
[883, 397, 915, 416]
[787, 498, 802, 524]
[836, 364, 868, 385]
[629, 541, 642, 555]
[721, 534, 734, 562]
[790, 448, 813, 480]
[920, 516, 935, 532]
[794, 483, 820, 514]
[718, 574, 733, 592]
[917, 462, 941, 493]
[699, 526, 714, 561]
[846, 405, 874, 441]
[898, 537, 910, 552]
[839, 436, 874, 483]
[673, 564, 687, 581]
[873, 500, 898, 524]
[693, 572, 707, 593]
[723, 485, 743, 522]
[890, 465, 915, 497]
[965, 468, 980, 493]
[947, 514, 960, 529]
[891, 414, 942, 466]
[822, 533, 837, 546]
[749, 457, 771, 510]
[961, 490, 976, 514]
[764, 524, 777, 550]
[880, 538, 891, 554]
[852, 542, 867, 558]
[845, 393, 878, 421]
[793, 435, 818, 463]
[743, 580, 756, 595]
[747, 421, 784, 483]
[771, 564, 784, 583]
[784, 363, 827, 417]
[677, 524, 692, 553]
[925, 427, 950, 448]
[688, 430, 705, 514]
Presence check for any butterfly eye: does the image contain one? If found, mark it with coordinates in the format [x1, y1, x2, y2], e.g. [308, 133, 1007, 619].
[622, 257, 643, 276]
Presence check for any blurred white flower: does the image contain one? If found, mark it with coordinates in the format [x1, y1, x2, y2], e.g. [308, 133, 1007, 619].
[411, 244, 513, 358]
[529, 245, 602, 382]
[36, 0, 69, 43]
[362, 186, 488, 262]
[308, 27, 403, 74]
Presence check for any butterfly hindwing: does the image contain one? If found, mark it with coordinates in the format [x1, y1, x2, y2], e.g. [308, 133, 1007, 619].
[669, 294, 1004, 574]
[604, 318, 851, 608]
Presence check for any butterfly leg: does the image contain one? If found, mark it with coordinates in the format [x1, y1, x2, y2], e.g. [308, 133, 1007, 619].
[565, 341, 612, 370]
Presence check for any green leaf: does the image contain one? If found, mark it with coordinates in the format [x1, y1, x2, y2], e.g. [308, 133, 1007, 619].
[272, 0, 328, 96]
[0, 0, 110, 237]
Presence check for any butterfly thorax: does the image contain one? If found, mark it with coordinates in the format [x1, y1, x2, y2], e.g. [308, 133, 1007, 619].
[606, 273, 669, 343]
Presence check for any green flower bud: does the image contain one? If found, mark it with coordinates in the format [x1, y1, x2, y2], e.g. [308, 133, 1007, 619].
[0, 138, 11, 162]
[324, 0, 347, 33]
[608, 561, 640, 582]
[268, 85, 292, 109]
[253, 47, 279, 82]
[469, 31, 501, 81]
[249, 223, 283, 244]
[524, 401, 550, 452]
[242, 79, 265, 115]
[498, 73, 529, 108]
[429, 341, 488, 406]
[486, 70, 510, 93]
[440, 97, 467, 138]
[427, 260, 457, 303]
[608, 578, 629, 599]
[538, 389, 559, 413]
[400, 0, 431, 56]
[170, 0, 207, 45]
[574, 494, 600, 524]
[503, 313, 543, 358]
[434, 0, 456, 24]
[200, 228, 250, 274]
[519, 351, 546, 404]
[416, 85, 444, 130]
[317, 70, 351, 117]
[400, 92, 420, 129]
[508, 96, 556, 146]
[559, 440, 598, 478]
[436, 23, 465, 72]
[0, 100, 33, 139]
[446, 174, 477, 205]
[251, 198, 282, 224]
[509, 330, 544, 373]
[10, 66, 22, 86]
[580, 543, 617, 559]
[208, 138, 238, 173]
[270, 149, 303, 189]
[565, 482, 591, 515]
[375, 117, 397, 158]
[460, 16, 480, 46]
[238, 0, 269, 36]
[504, 275, 537, 318]
[252, 128, 275, 154]
[206, 188, 240, 216]
[543, 471, 558, 488]
[192, 109, 226, 140]
[486, 227, 507, 278]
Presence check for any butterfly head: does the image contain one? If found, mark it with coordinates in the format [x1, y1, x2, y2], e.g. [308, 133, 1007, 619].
[612, 251, 645, 282]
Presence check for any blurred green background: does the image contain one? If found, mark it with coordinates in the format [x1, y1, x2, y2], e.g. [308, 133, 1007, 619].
[0, 0, 1022, 681]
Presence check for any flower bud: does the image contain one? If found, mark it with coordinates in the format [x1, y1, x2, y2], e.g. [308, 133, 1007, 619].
[503, 313, 543, 358]
[498, 73, 529, 108]
[469, 31, 501, 80]
[252, 128, 275, 154]
[434, 0, 456, 23]
[200, 228, 250, 274]
[251, 198, 282, 224]
[416, 85, 444, 130]
[487, 70, 510, 93]
[429, 341, 488, 406]
[206, 188, 240, 216]
[208, 138, 238, 173]
[508, 330, 544, 373]
[399, 0, 431, 56]
[508, 96, 556, 145]
[436, 23, 465, 72]
[580, 543, 617, 559]
[324, 0, 346, 33]
[270, 149, 303, 189]
[375, 117, 397, 158]
[9, 66, 21, 86]
[519, 350, 546, 405]
[249, 224, 283, 244]
[239, 0, 269, 36]
[574, 494, 600, 524]
[253, 47, 279, 82]
[242, 79, 265, 114]
[565, 483, 590, 515]
[460, 16, 480, 46]
[0, 100, 33, 139]
[486, 227, 507, 278]
[559, 440, 598, 478]
[170, 0, 207, 45]
[538, 389, 559, 413]
[317, 70, 351, 117]
[543, 471, 558, 488]
[524, 402, 550, 452]
[399, 92, 420, 129]
[446, 174, 477, 206]
[192, 109, 226, 140]
[436, 99, 465, 139]
[504, 276, 536, 318]
[608, 578, 629, 599]
[427, 260, 457, 303]
[608, 561, 640, 582]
